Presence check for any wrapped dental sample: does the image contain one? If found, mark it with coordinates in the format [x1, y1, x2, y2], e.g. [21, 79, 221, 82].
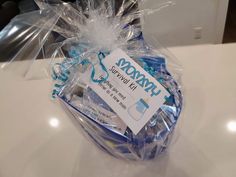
[1, 0, 183, 160]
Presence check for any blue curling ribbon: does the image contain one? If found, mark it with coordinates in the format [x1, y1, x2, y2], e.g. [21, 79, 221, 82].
[51, 65, 69, 98]
[90, 51, 109, 83]
[51, 51, 109, 98]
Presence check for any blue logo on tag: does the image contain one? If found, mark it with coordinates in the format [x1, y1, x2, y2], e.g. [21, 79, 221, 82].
[128, 99, 149, 121]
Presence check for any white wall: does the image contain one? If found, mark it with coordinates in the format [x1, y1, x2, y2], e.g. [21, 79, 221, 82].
[141, 0, 229, 47]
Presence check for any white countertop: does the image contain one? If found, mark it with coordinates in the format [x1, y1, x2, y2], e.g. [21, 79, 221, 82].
[1, 44, 236, 177]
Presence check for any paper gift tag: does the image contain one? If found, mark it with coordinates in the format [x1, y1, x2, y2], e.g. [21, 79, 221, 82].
[82, 49, 170, 134]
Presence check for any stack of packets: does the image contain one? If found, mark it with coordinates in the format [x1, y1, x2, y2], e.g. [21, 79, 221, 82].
[1, 0, 183, 160]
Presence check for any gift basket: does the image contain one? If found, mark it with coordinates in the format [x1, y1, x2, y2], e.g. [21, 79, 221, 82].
[0, 0, 183, 161]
